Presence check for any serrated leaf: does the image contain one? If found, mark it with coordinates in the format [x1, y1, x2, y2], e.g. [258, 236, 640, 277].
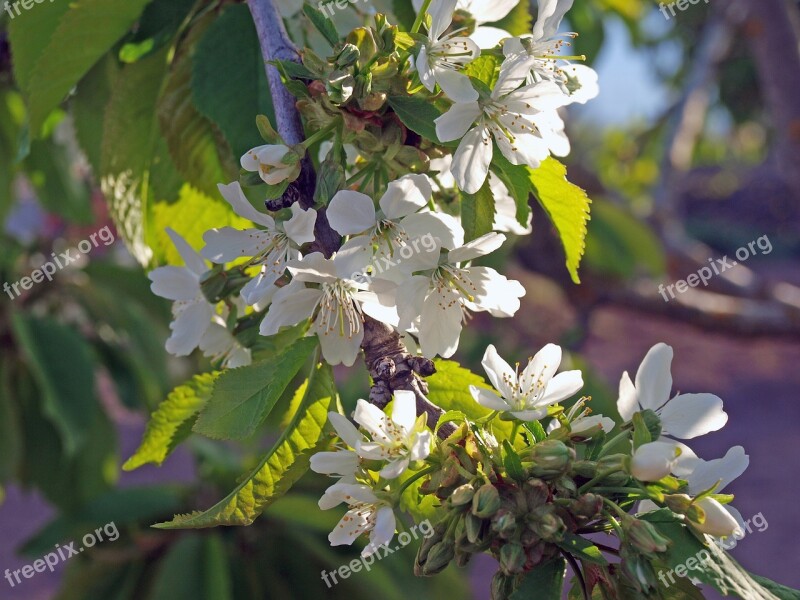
[99, 47, 179, 266]
[529, 157, 591, 284]
[26, 0, 154, 132]
[510, 557, 566, 599]
[11, 314, 100, 456]
[157, 15, 238, 199]
[155, 360, 336, 528]
[554, 532, 609, 566]
[7, 0, 72, 94]
[192, 5, 276, 159]
[73, 55, 118, 173]
[464, 54, 499, 87]
[388, 95, 443, 143]
[491, 151, 533, 229]
[461, 178, 496, 242]
[193, 337, 319, 440]
[123, 373, 218, 471]
[303, 4, 340, 46]
[427, 360, 513, 439]
[642, 509, 785, 600]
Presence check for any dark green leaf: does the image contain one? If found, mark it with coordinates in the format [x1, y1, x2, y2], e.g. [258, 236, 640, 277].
[155, 360, 337, 528]
[510, 557, 566, 599]
[303, 3, 340, 46]
[555, 532, 609, 565]
[461, 178, 496, 242]
[502, 440, 526, 482]
[388, 95, 443, 143]
[193, 337, 318, 440]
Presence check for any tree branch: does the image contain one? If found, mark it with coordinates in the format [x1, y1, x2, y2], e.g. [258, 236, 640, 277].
[247, 0, 452, 436]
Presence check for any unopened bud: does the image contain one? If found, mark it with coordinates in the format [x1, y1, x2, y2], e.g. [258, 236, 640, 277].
[422, 541, 455, 575]
[689, 497, 742, 538]
[523, 478, 549, 510]
[571, 493, 604, 521]
[450, 483, 476, 507]
[529, 440, 574, 478]
[333, 44, 360, 68]
[490, 509, 517, 538]
[465, 513, 483, 544]
[630, 441, 679, 482]
[528, 505, 566, 542]
[664, 493, 693, 514]
[624, 518, 670, 557]
[499, 542, 526, 575]
[472, 484, 501, 519]
[490, 571, 514, 600]
[354, 71, 373, 98]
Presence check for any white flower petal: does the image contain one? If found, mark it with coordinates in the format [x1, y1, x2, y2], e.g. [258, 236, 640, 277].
[166, 228, 208, 276]
[284, 204, 317, 245]
[328, 190, 377, 236]
[379, 457, 410, 479]
[390, 390, 418, 432]
[471, 25, 512, 49]
[685, 446, 749, 495]
[635, 343, 674, 411]
[379, 175, 433, 219]
[166, 301, 213, 356]
[659, 393, 728, 440]
[631, 440, 680, 482]
[363, 507, 396, 557]
[217, 182, 274, 227]
[149, 266, 200, 301]
[329, 412, 364, 449]
[617, 371, 638, 421]
[450, 125, 493, 194]
[310, 451, 359, 476]
[259, 284, 321, 336]
[480, 344, 516, 399]
[470, 385, 512, 412]
[540, 370, 584, 405]
[434, 68, 479, 102]
[434, 103, 482, 142]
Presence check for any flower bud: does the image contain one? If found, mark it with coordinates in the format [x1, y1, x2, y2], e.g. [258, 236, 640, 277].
[570, 493, 604, 521]
[528, 505, 566, 542]
[357, 91, 387, 112]
[571, 460, 597, 479]
[450, 483, 476, 507]
[465, 513, 483, 544]
[690, 497, 742, 538]
[490, 509, 517, 539]
[664, 493, 694, 514]
[472, 484, 501, 519]
[499, 542, 526, 575]
[333, 43, 360, 69]
[421, 541, 455, 576]
[529, 440, 574, 478]
[554, 476, 577, 498]
[523, 478, 549, 510]
[326, 70, 354, 104]
[639, 409, 663, 440]
[623, 518, 670, 557]
[630, 441, 679, 482]
[490, 572, 514, 600]
[314, 158, 345, 206]
[354, 71, 373, 99]
[619, 547, 659, 594]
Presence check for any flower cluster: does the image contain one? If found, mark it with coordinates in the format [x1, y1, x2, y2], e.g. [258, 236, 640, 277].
[304, 342, 749, 598]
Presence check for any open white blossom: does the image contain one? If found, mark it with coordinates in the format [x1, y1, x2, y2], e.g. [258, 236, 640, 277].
[412, 0, 517, 48]
[319, 482, 396, 557]
[259, 252, 398, 366]
[148, 228, 214, 357]
[617, 343, 728, 440]
[199, 315, 252, 369]
[354, 392, 432, 479]
[547, 397, 615, 436]
[397, 233, 525, 358]
[414, 0, 480, 102]
[471, 343, 583, 421]
[328, 174, 460, 279]
[203, 182, 316, 306]
[499, 0, 599, 104]
[310, 412, 364, 483]
[435, 66, 571, 193]
[241, 144, 300, 185]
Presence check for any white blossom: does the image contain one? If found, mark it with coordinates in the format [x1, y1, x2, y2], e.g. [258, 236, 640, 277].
[241, 144, 300, 185]
[319, 482, 396, 557]
[412, 0, 517, 48]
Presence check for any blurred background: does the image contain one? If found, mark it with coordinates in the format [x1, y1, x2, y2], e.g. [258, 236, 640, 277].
[1, 0, 799, 598]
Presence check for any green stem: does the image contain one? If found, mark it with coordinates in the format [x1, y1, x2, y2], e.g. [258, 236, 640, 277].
[300, 121, 338, 150]
[602, 497, 630, 520]
[395, 465, 437, 498]
[411, 0, 433, 33]
[578, 468, 624, 494]
[598, 429, 631, 458]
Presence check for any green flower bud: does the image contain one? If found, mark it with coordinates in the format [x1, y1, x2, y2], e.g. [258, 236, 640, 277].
[357, 91, 387, 112]
[314, 158, 346, 206]
[529, 440, 574, 478]
[449, 483, 476, 507]
[465, 513, 483, 544]
[421, 541, 455, 576]
[624, 518, 670, 557]
[554, 476, 577, 498]
[528, 506, 566, 542]
[499, 542, 527, 575]
[490, 509, 517, 539]
[523, 478, 549, 511]
[570, 493, 604, 521]
[333, 43, 360, 69]
[472, 484, 501, 519]
[640, 409, 663, 440]
[571, 460, 598, 479]
[455, 547, 473, 567]
[664, 493, 694, 514]
[354, 71, 373, 98]
[619, 547, 659, 593]
[490, 571, 515, 600]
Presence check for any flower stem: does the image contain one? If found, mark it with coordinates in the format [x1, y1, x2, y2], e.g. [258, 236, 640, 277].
[300, 121, 338, 150]
[598, 429, 631, 458]
[578, 468, 623, 494]
[395, 465, 437, 498]
[411, 0, 433, 34]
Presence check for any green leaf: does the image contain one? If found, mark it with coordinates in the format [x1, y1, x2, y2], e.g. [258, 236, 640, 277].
[388, 96, 443, 143]
[155, 360, 337, 528]
[529, 157, 592, 284]
[510, 557, 566, 599]
[11, 314, 100, 456]
[642, 509, 785, 599]
[491, 0, 533, 37]
[554, 532, 609, 566]
[99, 47, 181, 266]
[192, 4, 276, 159]
[749, 575, 800, 600]
[118, 0, 196, 63]
[460, 178, 496, 242]
[427, 360, 513, 439]
[157, 15, 238, 199]
[303, 3, 340, 46]
[73, 55, 118, 173]
[491, 151, 533, 229]
[7, 0, 72, 93]
[464, 54, 499, 87]
[584, 198, 665, 279]
[392, 0, 416, 29]
[123, 373, 218, 471]
[26, 0, 155, 132]
[502, 440, 526, 482]
[149, 534, 229, 600]
[0, 359, 23, 482]
[193, 337, 318, 440]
